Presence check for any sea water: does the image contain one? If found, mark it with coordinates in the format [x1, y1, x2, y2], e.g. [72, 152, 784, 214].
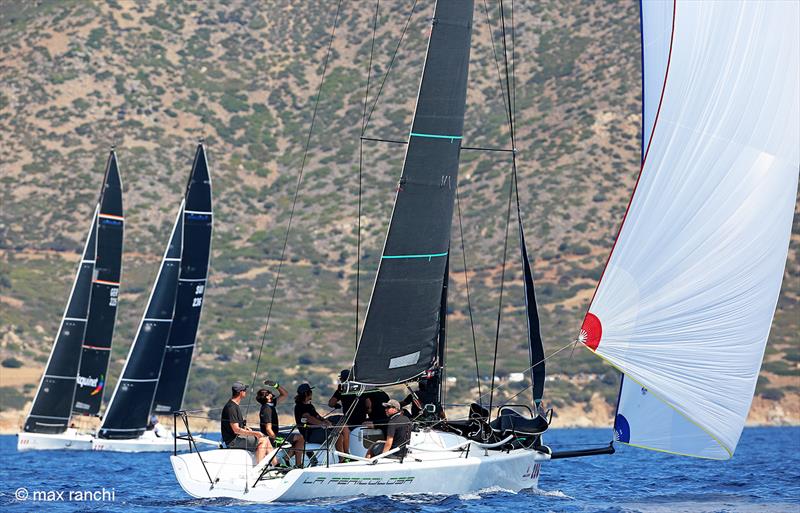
[0, 427, 797, 512]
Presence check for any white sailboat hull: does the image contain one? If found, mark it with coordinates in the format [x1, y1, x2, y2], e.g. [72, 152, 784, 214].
[17, 428, 93, 451]
[170, 431, 548, 502]
[91, 429, 197, 453]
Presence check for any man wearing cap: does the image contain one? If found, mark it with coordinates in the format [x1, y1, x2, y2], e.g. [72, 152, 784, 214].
[366, 399, 411, 458]
[294, 383, 349, 460]
[145, 415, 167, 438]
[221, 381, 270, 464]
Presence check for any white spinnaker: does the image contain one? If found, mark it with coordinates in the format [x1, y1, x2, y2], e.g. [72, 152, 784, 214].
[581, 0, 799, 459]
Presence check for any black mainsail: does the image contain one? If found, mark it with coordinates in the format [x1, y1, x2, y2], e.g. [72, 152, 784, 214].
[73, 152, 124, 415]
[152, 144, 213, 414]
[97, 208, 183, 439]
[351, 0, 474, 386]
[24, 151, 122, 433]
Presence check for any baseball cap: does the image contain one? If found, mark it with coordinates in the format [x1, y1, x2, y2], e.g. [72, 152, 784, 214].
[339, 369, 350, 382]
[232, 381, 249, 393]
[382, 399, 401, 410]
[297, 383, 315, 394]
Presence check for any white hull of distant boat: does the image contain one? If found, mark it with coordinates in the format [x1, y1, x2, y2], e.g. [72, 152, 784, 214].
[91, 430, 198, 452]
[17, 428, 93, 451]
[170, 430, 548, 502]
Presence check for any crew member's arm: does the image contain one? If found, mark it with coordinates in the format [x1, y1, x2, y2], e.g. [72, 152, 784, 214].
[302, 414, 331, 427]
[276, 384, 288, 405]
[230, 421, 263, 438]
[381, 434, 394, 454]
[328, 387, 341, 408]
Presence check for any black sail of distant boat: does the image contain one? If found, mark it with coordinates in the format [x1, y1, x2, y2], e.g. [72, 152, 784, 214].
[152, 144, 213, 414]
[23, 151, 121, 433]
[97, 208, 183, 439]
[73, 152, 124, 415]
[351, 0, 474, 386]
[23, 215, 98, 433]
[519, 221, 545, 406]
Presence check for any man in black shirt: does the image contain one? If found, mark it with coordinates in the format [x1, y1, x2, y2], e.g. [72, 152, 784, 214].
[256, 382, 304, 467]
[364, 388, 391, 435]
[327, 370, 368, 426]
[366, 399, 411, 458]
[221, 381, 270, 464]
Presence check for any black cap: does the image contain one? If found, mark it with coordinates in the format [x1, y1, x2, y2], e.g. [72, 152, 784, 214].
[339, 369, 349, 382]
[297, 383, 314, 394]
[232, 381, 249, 393]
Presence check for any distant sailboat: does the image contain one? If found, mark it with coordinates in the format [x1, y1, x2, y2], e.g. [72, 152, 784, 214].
[170, 0, 798, 502]
[18, 150, 123, 451]
[93, 143, 213, 452]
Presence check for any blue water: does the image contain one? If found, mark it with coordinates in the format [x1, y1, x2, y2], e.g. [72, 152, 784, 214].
[1, 427, 798, 512]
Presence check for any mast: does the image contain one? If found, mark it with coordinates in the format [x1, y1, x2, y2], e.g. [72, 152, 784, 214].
[97, 205, 183, 439]
[151, 143, 213, 414]
[72, 150, 124, 416]
[351, 0, 474, 386]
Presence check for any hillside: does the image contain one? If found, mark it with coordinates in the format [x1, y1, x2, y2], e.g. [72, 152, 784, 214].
[0, 0, 797, 429]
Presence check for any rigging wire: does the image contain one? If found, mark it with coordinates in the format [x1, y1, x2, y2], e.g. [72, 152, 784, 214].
[362, 0, 419, 135]
[356, 0, 381, 348]
[487, 0, 522, 417]
[244, 0, 343, 416]
[455, 185, 482, 404]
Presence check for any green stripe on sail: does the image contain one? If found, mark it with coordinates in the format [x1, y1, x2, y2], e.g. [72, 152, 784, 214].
[409, 132, 463, 143]
[382, 251, 448, 261]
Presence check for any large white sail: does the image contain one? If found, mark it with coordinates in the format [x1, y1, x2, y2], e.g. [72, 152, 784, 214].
[580, 0, 799, 459]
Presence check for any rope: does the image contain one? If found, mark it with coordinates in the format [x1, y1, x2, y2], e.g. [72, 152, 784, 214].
[480, 338, 577, 408]
[486, 166, 514, 417]
[455, 186, 482, 404]
[244, 0, 343, 417]
[362, 0, 419, 135]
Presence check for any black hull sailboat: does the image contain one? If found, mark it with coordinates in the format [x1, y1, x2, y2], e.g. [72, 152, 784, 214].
[19, 150, 123, 451]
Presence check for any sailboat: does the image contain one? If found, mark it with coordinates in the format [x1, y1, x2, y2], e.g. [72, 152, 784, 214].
[18, 150, 124, 451]
[169, 0, 798, 502]
[93, 143, 214, 453]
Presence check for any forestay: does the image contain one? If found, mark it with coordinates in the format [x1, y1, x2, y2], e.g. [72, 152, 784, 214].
[580, 0, 799, 459]
[152, 144, 213, 413]
[352, 0, 474, 386]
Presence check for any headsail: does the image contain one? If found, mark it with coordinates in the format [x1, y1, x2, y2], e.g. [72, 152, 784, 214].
[23, 210, 98, 433]
[519, 221, 544, 407]
[98, 206, 183, 439]
[580, 0, 799, 459]
[351, 0, 474, 386]
[152, 144, 213, 413]
[72, 150, 124, 416]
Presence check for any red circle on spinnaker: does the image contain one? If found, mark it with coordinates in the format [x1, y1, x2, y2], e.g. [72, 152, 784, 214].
[580, 312, 602, 351]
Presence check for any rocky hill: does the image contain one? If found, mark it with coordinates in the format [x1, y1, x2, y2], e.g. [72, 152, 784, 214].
[0, 0, 797, 429]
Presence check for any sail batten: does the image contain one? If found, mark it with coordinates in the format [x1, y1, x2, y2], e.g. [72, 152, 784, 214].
[581, 0, 799, 459]
[351, 0, 474, 387]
